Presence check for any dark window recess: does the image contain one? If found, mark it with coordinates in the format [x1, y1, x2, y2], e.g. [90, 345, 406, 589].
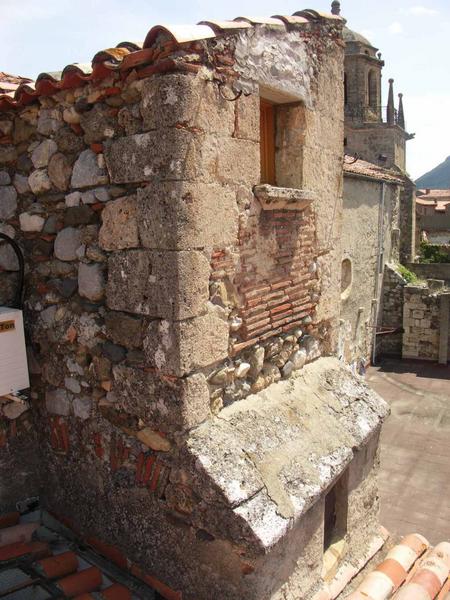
[323, 472, 348, 551]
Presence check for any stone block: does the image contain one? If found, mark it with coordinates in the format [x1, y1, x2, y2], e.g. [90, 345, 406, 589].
[104, 311, 143, 349]
[54, 227, 83, 261]
[112, 365, 210, 431]
[37, 108, 63, 136]
[0, 186, 17, 219]
[79, 104, 117, 143]
[13, 174, 30, 195]
[140, 73, 234, 135]
[104, 129, 216, 184]
[73, 396, 92, 420]
[31, 139, 58, 168]
[48, 152, 72, 191]
[107, 249, 210, 319]
[216, 138, 260, 185]
[19, 212, 45, 232]
[99, 195, 139, 250]
[234, 93, 260, 142]
[137, 182, 238, 250]
[78, 263, 105, 301]
[71, 149, 108, 189]
[28, 169, 51, 195]
[45, 389, 71, 416]
[143, 308, 229, 376]
[0, 171, 11, 186]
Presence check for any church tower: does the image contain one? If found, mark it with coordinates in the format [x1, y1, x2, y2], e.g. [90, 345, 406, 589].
[332, 1, 414, 172]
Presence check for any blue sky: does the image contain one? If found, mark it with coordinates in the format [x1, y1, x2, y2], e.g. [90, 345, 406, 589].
[1, 0, 449, 179]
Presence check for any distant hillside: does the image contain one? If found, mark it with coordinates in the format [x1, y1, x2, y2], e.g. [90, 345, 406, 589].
[416, 156, 450, 189]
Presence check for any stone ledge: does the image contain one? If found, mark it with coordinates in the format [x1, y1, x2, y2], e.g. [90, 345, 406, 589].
[253, 184, 316, 211]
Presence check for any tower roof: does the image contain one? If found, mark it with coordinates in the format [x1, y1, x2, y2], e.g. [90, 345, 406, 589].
[343, 26, 375, 48]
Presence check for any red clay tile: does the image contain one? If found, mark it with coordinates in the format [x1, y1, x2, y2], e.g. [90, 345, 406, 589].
[56, 566, 103, 597]
[0, 541, 50, 562]
[131, 564, 182, 600]
[375, 558, 407, 590]
[86, 537, 128, 570]
[35, 550, 79, 579]
[101, 583, 132, 599]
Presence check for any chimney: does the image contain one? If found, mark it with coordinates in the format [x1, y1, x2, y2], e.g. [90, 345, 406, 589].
[426, 189, 430, 195]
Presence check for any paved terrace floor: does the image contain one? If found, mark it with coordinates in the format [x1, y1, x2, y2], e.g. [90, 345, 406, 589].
[367, 358, 450, 545]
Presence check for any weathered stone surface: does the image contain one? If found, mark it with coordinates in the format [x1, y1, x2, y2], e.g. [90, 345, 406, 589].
[65, 191, 81, 207]
[0, 171, 11, 186]
[107, 249, 210, 319]
[64, 205, 96, 227]
[13, 174, 30, 194]
[0, 146, 17, 164]
[0, 120, 12, 136]
[54, 227, 82, 261]
[28, 169, 51, 195]
[31, 139, 58, 168]
[37, 108, 63, 136]
[55, 126, 84, 154]
[137, 182, 238, 250]
[99, 195, 138, 250]
[73, 396, 92, 420]
[19, 212, 45, 232]
[140, 73, 235, 134]
[104, 129, 215, 184]
[104, 312, 143, 349]
[0, 186, 17, 219]
[101, 341, 126, 363]
[216, 138, 259, 185]
[112, 365, 210, 431]
[48, 152, 72, 191]
[186, 358, 388, 549]
[64, 377, 81, 394]
[45, 389, 71, 416]
[71, 149, 108, 189]
[78, 262, 105, 301]
[143, 309, 229, 376]
[3, 401, 29, 420]
[234, 93, 260, 142]
[79, 104, 117, 143]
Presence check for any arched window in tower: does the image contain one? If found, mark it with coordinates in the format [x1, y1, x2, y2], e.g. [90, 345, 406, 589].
[344, 73, 348, 105]
[368, 70, 377, 109]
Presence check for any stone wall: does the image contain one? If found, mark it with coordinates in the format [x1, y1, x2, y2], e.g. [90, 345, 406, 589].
[0, 17, 390, 600]
[402, 282, 448, 362]
[340, 175, 400, 366]
[379, 263, 407, 357]
[344, 123, 406, 171]
[407, 262, 450, 284]
[399, 177, 416, 263]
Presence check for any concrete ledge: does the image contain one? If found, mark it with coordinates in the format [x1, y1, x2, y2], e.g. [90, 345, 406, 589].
[253, 184, 316, 211]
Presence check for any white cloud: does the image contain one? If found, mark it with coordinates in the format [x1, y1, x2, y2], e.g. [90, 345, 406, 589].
[408, 5, 438, 16]
[388, 22, 404, 34]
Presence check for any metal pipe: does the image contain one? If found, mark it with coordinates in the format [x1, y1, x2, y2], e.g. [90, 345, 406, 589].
[372, 181, 386, 365]
[0, 232, 25, 309]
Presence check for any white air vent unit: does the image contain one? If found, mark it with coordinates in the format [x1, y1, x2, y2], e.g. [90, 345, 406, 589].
[0, 307, 30, 396]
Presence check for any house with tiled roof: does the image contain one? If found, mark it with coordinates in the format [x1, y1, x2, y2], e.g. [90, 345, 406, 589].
[0, 3, 447, 600]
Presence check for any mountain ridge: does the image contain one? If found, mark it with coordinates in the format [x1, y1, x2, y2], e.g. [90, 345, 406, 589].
[416, 155, 450, 189]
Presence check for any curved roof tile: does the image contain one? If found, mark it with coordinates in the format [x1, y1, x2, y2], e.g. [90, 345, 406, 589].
[0, 8, 342, 112]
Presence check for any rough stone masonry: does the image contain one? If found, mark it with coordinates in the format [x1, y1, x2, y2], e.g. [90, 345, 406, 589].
[0, 12, 389, 600]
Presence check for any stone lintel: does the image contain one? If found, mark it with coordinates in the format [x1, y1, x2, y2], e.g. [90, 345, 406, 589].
[254, 184, 316, 211]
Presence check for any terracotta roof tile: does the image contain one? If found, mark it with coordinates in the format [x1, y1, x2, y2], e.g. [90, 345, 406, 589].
[343, 155, 404, 184]
[0, 512, 152, 599]
[0, 8, 343, 112]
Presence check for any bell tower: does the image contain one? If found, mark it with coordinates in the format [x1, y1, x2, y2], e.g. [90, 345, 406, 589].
[336, 0, 414, 172]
